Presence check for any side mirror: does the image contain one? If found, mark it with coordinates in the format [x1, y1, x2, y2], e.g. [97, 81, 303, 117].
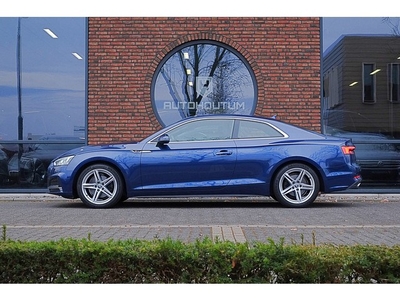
[156, 134, 170, 147]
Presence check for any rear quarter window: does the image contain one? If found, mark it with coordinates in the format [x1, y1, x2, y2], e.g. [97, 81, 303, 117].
[237, 120, 284, 139]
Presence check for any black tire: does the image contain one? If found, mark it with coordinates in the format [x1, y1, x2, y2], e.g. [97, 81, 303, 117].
[272, 163, 320, 208]
[76, 164, 124, 208]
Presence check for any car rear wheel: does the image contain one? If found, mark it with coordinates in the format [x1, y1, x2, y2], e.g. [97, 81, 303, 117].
[272, 163, 319, 208]
[77, 164, 124, 208]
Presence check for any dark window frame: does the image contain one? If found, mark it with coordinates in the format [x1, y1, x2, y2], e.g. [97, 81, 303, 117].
[388, 63, 400, 103]
[362, 63, 376, 104]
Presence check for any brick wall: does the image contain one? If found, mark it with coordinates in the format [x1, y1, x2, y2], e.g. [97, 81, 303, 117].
[88, 17, 321, 144]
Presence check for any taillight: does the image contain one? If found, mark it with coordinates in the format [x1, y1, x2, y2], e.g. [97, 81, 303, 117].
[341, 145, 355, 155]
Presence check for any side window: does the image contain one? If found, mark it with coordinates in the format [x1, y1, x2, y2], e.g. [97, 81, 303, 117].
[363, 63, 377, 104]
[237, 120, 284, 139]
[167, 119, 234, 142]
[388, 63, 400, 103]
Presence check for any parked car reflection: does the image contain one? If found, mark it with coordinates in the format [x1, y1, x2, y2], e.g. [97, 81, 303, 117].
[0, 148, 8, 184]
[325, 129, 400, 185]
[8, 136, 84, 187]
[354, 142, 400, 184]
[323, 109, 400, 186]
[0, 144, 28, 186]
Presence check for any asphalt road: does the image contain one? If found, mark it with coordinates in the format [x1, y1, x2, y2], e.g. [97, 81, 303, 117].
[1, 193, 400, 245]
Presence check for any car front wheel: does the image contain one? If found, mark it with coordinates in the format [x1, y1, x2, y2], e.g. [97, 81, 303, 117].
[76, 164, 124, 208]
[272, 163, 320, 208]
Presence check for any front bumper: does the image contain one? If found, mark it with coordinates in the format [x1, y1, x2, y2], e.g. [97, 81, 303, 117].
[47, 163, 75, 198]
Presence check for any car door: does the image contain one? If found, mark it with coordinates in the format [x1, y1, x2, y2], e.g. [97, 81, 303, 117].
[139, 118, 237, 195]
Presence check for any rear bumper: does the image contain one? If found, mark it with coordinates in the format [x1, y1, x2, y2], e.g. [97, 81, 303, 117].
[348, 175, 362, 189]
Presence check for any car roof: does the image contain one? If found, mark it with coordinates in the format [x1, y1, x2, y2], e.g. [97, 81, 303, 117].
[174, 114, 276, 123]
[156, 114, 326, 140]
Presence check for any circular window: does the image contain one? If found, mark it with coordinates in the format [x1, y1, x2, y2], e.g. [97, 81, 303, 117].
[151, 40, 257, 127]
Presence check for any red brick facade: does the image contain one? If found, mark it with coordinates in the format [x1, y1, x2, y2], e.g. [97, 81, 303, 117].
[87, 17, 321, 144]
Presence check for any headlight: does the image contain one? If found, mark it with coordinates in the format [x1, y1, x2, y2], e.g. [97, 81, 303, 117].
[53, 155, 74, 166]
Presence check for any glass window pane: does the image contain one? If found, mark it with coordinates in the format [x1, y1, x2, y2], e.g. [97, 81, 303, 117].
[237, 120, 284, 139]
[0, 17, 86, 141]
[166, 119, 234, 142]
[0, 17, 86, 190]
[363, 63, 375, 103]
[389, 63, 400, 102]
[152, 41, 257, 127]
[322, 17, 400, 188]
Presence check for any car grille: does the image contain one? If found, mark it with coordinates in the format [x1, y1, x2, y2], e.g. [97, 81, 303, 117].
[359, 160, 400, 170]
[49, 177, 58, 185]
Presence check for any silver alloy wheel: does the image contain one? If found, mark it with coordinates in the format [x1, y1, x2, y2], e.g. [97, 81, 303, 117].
[80, 168, 118, 205]
[278, 167, 316, 204]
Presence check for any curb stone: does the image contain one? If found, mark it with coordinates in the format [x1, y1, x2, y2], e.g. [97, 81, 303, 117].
[0, 193, 398, 202]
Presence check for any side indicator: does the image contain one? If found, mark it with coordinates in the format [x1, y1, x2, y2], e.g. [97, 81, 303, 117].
[341, 145, 355, 155]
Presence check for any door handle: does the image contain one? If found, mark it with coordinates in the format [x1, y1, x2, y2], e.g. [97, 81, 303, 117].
[215, 150, 233, 156]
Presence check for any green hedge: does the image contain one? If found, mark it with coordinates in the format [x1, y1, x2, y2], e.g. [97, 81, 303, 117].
[1, 236, 400, 283]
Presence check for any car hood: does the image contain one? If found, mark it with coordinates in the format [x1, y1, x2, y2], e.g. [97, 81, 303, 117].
[57, 142, 140, 157]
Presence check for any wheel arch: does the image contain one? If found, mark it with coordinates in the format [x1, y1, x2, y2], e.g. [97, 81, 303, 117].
[269, 157, 326, 198]
[71, 159, 128, 199]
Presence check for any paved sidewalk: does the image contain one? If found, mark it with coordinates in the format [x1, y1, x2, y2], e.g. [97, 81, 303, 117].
[5, 223, 400, 245]
[1, 192, 399, 245]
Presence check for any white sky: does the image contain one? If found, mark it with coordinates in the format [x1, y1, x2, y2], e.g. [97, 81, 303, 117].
[2, 0, 399, 17]
[3, 0, 397, 50]
[2, 0, 397, 54]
